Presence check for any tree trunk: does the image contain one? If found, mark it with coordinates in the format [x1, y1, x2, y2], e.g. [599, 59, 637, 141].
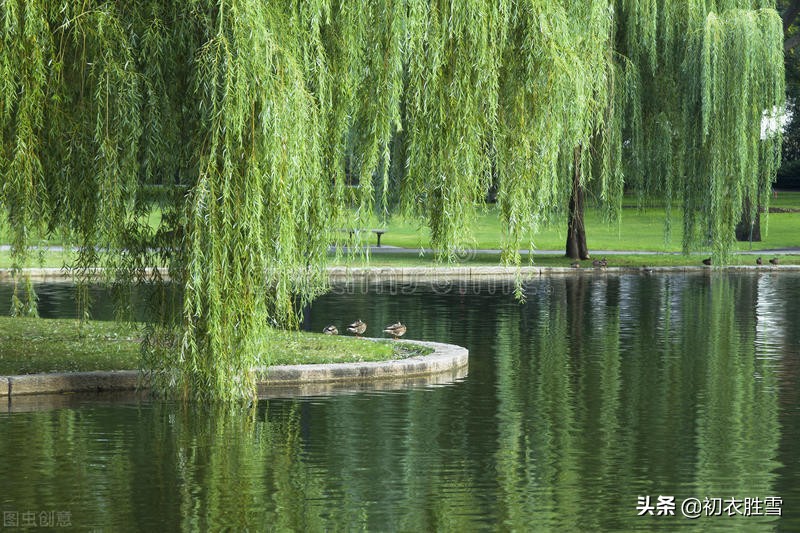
[566, 146, 590, 260]
[302, 303, 312, 331]
[735, 195, 762, 242]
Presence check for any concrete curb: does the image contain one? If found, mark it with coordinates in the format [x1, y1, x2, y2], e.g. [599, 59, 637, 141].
[0, 339, 468, 398]
[328, 265, 800, 281]
[255, 339, 468, 386]
[2, 370, 140, 397]
[4, 264, 800, 283]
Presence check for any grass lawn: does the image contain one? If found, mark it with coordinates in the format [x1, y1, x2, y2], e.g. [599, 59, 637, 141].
[331, 251, 800, 267]
[375, 192, 800, 252]
[1, 192, 798, 269]
[0, 317, 428, 376]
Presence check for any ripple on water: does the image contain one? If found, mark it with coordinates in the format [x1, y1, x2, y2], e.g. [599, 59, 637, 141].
[1, 273, 799, 531]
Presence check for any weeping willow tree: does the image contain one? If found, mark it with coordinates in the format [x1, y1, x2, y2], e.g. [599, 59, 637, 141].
[0, 0, 785, 400]
[614, 0, 785, 259]
[495, 1, 617, 262]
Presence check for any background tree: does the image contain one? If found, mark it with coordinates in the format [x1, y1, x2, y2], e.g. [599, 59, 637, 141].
[734, 0, 800, 240]
[0, 0, 785, 400]
[775, 0, 800, 185]
[612, 1, 784, 258]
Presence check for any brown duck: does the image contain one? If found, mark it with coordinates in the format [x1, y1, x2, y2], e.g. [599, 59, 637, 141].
[323, 325, 338, 335]
[383, 322, 407, 340]
[347, 319, 367, 337]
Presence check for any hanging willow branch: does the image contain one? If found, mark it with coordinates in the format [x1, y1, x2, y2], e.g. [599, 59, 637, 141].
[0, 0, 785, 401]
[615, 1, 785, 257]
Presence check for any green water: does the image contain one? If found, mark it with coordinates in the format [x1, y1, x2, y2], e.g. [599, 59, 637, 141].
[1, 273, 798, 531]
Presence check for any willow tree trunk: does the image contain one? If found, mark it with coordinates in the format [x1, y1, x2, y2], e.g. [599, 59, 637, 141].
[735, 195, 762, 242]
[566, 147, 590, 260]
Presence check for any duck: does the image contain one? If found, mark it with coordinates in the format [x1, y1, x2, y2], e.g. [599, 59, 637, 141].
[383, 322, 407, 339]
[570, 261, 581, 269]
[600, 257, 608, 268]
[323, 325, 338, 335]
[347, 319, 367, 337]
[702, 257, 712, 266]
[756, 257, 763, 265]
[769, 257, 780, 266]
[592, 259, 602, 268]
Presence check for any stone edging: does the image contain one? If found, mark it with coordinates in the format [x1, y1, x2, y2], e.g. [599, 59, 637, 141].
[255, 339, 467, 385]
[3, 264, 800, 283]
[0, 339, 468, 398]
[327, 264, 800, 281]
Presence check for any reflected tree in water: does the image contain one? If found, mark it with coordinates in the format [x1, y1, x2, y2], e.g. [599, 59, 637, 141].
[0, 275, 790, 529]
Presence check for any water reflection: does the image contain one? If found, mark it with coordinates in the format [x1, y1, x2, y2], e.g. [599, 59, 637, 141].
[0, 273, 797, 531]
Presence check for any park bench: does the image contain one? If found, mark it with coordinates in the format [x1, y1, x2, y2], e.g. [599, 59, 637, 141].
[339, 228, 388, 247]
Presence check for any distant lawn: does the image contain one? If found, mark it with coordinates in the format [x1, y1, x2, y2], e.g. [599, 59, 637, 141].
[1, 192, 797, 269]
[331, 251, 800, 268]
[0, 317, 427, 376]
[375, 193, 800, 252]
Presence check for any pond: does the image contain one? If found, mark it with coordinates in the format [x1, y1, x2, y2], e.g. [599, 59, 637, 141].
[0, 272, 799, 531]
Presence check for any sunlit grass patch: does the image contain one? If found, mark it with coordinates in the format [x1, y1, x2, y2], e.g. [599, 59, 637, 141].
[0, 317, 141, 375]
[0, 317, 431, 376]
[375, 199, 800, 253]
[256, 330, 430, 366]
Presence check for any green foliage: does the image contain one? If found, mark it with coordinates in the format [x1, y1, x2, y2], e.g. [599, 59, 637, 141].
[495, 1, 616, 264]
[0, 0, 785, 400]
[615, 1, 785, 259]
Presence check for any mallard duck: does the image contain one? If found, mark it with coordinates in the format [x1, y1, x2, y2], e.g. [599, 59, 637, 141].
[702, 257, 712, 266]
[347, 319, 367, 337]
[769, 257, 780, 265]
[592, 259, 602, 268]
[756, 257, 763, 265]
[323, 325, 338, 335]
[600, 257, 608, 268]
[383, 322, 407, 339]
[570, 261, 581, 269]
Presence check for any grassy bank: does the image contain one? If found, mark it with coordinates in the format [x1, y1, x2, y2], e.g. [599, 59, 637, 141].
[374, 194, 800, 252]
[2, 245, 799, 272]
[331, 251, 800, 268]
[1, 192, 798, 269]
[0, 317, 426, 376]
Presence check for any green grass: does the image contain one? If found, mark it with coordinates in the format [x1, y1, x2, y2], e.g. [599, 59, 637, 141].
[0, 317, 429, 376]
[1, 192, 798, 269]
[331, 251, 800, 267]
[0, 317, 142, 375]
[0, 253, 69, 268]
[258, 331, 430, 366]
[375, 193, 800, 252]
[769, 189, 800, 209]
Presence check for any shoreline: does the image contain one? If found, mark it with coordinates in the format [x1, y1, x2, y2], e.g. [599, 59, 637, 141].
[0, 338, 468, 399]
[1, 264, 799, 283]
[1, 264, 795, 401]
